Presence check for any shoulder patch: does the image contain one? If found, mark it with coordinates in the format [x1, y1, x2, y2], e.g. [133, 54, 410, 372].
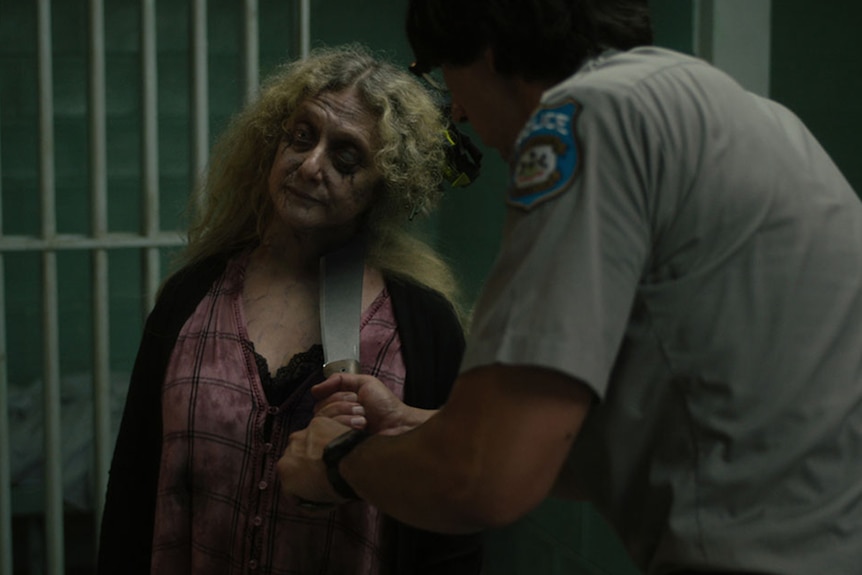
[508, 100, 581, 211]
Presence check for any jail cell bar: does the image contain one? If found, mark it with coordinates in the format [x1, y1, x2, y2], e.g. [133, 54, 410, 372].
[0, 1, 311, 574]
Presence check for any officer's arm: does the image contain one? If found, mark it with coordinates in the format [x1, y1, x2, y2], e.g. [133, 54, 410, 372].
[340, 363, 593, 533]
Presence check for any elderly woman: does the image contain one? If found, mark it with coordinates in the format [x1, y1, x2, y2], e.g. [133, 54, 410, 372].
[98, 44, 482, 574]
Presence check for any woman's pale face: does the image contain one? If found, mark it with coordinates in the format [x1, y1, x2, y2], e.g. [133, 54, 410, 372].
[267, 88, 382, 241]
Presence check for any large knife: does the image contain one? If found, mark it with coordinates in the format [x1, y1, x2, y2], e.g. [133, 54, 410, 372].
[319, 240, 366, 378]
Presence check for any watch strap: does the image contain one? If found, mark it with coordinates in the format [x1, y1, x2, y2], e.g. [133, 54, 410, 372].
[322, 429, 370, 500]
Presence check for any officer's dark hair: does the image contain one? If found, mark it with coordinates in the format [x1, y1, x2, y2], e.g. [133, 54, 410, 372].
[407, 0, 653, 84]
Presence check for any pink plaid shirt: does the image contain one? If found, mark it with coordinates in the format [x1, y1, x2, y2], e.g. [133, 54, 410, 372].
[151, 254, 405, 574]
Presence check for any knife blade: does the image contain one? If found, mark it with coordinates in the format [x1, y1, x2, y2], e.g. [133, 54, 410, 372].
[319, 240, 366, 378]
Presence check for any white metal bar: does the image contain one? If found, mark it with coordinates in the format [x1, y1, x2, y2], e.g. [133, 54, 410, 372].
[37, 0, 65, 572]
[89, 0, 107, 240]
[41, 258, 62, 575]
[91, 244, 110, 530]
[0, 258, 9, 575]
[693, 0, 713, 61]
[299, 0, 310, 58]
[37, 5, 56, 240]
[191, 0, 209, 184]
[88, 0, 112, 546]
[714, 0, 771, 97]
[0, 232, 185, 252]
[694, 0, 772, 97]
[243, 0, 259, 103]
[141, 0, 160, 313]
[0, 90, 12, 575]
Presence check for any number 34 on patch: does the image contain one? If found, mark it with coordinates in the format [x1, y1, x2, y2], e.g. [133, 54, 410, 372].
[509, 100, 580, 211]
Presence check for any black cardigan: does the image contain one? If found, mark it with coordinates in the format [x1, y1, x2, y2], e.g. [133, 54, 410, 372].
[97, 254, 482, 574]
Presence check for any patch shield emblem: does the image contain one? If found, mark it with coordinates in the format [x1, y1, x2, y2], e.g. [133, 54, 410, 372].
[509, 100, 580, 210]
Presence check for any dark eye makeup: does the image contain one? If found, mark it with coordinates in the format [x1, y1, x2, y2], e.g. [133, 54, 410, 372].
[331, 145, 364, 175]
[282, 120, 316, 150]
[280, 113, 370, 176]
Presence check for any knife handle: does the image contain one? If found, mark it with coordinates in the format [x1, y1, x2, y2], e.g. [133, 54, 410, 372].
[323, 359, 360, 378]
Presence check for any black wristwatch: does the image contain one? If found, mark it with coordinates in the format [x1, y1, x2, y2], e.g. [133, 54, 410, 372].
[322, 429, 369, 500]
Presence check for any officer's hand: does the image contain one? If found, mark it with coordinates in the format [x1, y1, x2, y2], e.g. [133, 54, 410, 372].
[313, 373, 428, 435]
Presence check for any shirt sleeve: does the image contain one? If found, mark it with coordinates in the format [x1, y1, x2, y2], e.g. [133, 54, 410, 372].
[461, 88, 654, 399]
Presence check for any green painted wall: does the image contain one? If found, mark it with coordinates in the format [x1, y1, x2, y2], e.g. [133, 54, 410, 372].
[771, 0, 862, 195]
[2, 0, 860, 572]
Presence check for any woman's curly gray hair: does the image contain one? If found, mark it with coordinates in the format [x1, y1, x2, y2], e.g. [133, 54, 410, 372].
[180, 43, 462, 314]
[266, 43, 448, 221]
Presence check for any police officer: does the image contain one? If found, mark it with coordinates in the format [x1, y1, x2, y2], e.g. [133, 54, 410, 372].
[278, 1, 862, 573]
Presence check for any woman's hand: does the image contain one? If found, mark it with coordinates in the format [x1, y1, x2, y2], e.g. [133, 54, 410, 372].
[278, 416, 351, 505]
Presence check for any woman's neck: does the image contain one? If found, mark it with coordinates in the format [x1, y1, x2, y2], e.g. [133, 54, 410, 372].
[251, 237, 317, 280]
[259, 221, 359, 268]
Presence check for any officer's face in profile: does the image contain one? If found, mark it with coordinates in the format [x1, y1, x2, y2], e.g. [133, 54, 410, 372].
[441, 49, 542, 161]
